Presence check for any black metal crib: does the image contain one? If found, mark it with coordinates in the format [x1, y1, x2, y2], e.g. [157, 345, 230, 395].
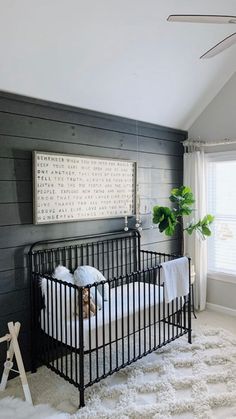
[29, 230, 191, 407]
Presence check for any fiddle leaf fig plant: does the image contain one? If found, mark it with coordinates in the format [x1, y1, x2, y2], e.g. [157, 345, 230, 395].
[153, 186, 214, 240]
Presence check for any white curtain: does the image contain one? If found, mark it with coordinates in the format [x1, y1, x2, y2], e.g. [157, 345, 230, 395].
[184, 149, 207, 311]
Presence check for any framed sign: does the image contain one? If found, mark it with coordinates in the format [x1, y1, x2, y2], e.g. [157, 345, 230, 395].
[33, 151, 136, 224]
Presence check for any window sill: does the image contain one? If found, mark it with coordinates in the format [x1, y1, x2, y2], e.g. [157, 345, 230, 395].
[207, 271, 236, 285]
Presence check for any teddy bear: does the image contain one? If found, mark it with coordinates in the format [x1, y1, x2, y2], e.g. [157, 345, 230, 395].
[82, 288, 96, 318]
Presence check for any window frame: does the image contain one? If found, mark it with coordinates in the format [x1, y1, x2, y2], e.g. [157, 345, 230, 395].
[206, 150, 236, 282]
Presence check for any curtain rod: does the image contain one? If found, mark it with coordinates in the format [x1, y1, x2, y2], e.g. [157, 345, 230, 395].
[183, 138, 236, 147]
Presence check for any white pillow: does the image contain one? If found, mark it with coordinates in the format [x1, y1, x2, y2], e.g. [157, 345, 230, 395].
[74, 266, 109, 309]
[53, 265, 74, 284]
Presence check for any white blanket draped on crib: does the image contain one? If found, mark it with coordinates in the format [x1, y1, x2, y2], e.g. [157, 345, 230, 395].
[161, 257, 189, 303]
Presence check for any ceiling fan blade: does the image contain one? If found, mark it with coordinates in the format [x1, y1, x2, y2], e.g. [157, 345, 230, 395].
[200, 32, 236, 58]
[167, 15, 236, 24]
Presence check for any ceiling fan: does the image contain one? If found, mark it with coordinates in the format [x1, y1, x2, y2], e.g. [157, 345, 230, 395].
[167, 14, 236, 59]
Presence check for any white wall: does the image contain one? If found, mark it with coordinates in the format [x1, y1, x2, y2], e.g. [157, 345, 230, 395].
[207, 278, 236, 311]
[189, 72, 236, 313]
[189, 71, 236, 144]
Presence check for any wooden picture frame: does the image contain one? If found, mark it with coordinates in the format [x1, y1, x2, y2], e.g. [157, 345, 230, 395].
[33, 151, 137, 225]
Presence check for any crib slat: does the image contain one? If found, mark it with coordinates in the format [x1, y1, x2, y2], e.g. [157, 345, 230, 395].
[158, 267, 161, 347]
[95, 286, 99, 379]
[172, 299, 174, 340]
[116, 240, 119, 279]
[132, 273, 136, 360]
[64, 283, 68, 377]
[143, 271, 146, 354]
[127, 274, 130, 363]
[109, 280, 112, 372]
[138, 275, 141, 356]
[148, 269, 151, 351]
[92, 243, 94, 267]
[120, 239, 123, 277]
[80, 245, 83, 266]
[112, 241, 114, 279]
[97, 243, 100, 271]
[88, 287, 92, 383]
[163, 270, 166, 343]
[167, 301, 170, 342]
[184, 295, 187, 331]
[86, 244, 89, 266]
[121, 275, 124, 366]
[78, 287, 85, 408]
[129, 236, 132, 274]
[69, 286, 73, 381]
[59, 282, 63, 374]
[55, 281, 59, 371]
[74, 286, 78, 385]
[115, 282, 118, 369]
[176, 296, 179, 336]
[46, 278, 50, 366]
[102, 282, 106, 376]
[153, 268, 157, 348]
[124, 238, 127, 275]
[107, 241, 110, 278]
[180, 295, 183, 334]
[102, 242, 105, 275]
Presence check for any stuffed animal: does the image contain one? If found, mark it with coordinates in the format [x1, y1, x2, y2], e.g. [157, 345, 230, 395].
[82, 288, 96, 318]
[74, 266, 109, 309]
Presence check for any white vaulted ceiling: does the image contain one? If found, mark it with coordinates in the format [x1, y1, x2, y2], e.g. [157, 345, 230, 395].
[0, 0, 235, 130]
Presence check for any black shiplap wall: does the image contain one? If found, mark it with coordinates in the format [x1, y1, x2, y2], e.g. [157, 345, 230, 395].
[0, 91, 186, 371]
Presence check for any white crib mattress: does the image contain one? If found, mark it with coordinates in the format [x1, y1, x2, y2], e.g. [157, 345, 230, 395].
[41, 281, 164, 351]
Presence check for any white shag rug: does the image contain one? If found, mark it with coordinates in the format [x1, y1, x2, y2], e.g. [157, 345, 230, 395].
[0, 396, 69, 419]
[0, 328, 236, 419]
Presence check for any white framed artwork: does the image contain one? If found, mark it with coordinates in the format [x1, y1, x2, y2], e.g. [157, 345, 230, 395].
[33, 151, 136, 224]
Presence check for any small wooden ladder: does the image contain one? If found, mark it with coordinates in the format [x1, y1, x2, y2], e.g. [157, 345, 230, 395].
[0, 321, 32, 404]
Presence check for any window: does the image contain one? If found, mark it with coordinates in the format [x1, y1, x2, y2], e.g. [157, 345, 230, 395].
[207, 153, 236, 277]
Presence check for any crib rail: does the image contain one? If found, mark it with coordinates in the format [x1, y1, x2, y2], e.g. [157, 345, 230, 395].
[31, 249, 191, 408]
[141, 249, 183, 268]
[29, 230, 141, 278]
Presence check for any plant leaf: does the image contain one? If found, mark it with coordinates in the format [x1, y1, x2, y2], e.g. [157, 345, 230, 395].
[153, 206, 177, 235]
[152, 186, 214, 240]
[201, 226, 211, 236]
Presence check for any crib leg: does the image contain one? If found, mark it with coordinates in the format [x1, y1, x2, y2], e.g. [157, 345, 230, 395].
[187, 301, 192, 344]
[188, 259, 192, 344]
[30, 340, 37, 373]
[31, 335, 37, 373]
[79, 389, 85, 408]
[31, 363, 37, 374]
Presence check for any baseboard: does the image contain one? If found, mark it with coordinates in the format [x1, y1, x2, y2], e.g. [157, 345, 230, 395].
[206, 302, 236, 317]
